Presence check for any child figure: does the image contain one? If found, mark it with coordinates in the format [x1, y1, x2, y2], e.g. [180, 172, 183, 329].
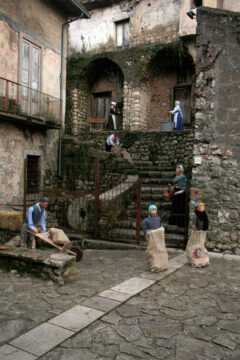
[186, 201, 209, 268]
[142, 205, 168, 272]
[195, 201, 209, 231]
[142, 205, 163, 235]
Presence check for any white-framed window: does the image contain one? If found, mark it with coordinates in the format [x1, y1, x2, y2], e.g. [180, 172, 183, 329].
[21, 39, 41, 97]
[116, 19, 130, 47]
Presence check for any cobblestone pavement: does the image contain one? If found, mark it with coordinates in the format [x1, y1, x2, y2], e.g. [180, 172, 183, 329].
[0, 251, 240, 359]
[39, 258, 240, 360]
[0, 249, 177, 347]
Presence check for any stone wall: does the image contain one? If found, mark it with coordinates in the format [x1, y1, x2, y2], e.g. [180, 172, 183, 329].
[67, 130, 194, 170]
[66, 42, 195, 132]
[190, 8, 240, 254]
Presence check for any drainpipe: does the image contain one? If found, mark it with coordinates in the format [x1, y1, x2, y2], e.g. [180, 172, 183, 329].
[58, 10, 90, 177]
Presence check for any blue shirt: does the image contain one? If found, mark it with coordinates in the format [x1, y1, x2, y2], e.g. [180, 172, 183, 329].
[27, 203, 46, 231]
[142, 215, 163, 235]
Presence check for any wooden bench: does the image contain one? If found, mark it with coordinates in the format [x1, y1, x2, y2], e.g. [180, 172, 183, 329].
[88, 118, 105, 131]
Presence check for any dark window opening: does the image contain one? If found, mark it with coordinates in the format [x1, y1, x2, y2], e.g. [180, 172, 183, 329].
[192, 0, 202, 8]
[27, 155, 40, 194]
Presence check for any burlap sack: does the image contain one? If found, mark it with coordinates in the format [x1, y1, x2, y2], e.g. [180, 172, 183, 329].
[186, 230, 209, 268]
[49, 228, 70, 246]
[110, 145, 122, 157]
[111, 145, 134, 165]
[121, 149, 134, 165]
[145, 228, 168, 272]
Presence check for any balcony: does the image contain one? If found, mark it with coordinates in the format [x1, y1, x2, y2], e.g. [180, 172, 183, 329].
[0, 77, 61, 129]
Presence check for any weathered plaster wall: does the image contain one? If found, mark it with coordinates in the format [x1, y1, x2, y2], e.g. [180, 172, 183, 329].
[0, 0, 67, 101]
[0, 0, 65, 49]
[0, 21, 18, 82]
[190, 7, 240, 254]
[179, 0, 240, 38]
[69, 0, 182, 53]
[0, 123, 46, 204]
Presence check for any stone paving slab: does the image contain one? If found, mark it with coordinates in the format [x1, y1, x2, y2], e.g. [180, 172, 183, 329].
[99, 289, 132, 302]
[10, 323, 73, 357]
[138, 270, 170, 281]
[40, 257, 240, 359]
[0, 345, 37, 360]
[82, 296, 120, 312]
[48, 305, 104, 332]
[111, 277, 155, 295]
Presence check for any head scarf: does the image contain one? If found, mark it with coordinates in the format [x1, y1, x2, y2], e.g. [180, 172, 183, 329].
[149, 204, 157, 213]
[176, 100, 180, 106]
[177, 164, 184, 173]
[195, 201, 204, 210]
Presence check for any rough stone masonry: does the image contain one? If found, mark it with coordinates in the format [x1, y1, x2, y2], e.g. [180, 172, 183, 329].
[190, 7, 240, 254]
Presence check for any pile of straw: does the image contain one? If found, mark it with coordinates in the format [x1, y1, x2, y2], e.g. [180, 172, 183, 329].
[0, 210, 23, 231]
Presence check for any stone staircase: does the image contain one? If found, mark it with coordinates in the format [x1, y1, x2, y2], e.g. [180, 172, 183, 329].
[99, 160, 187, 248]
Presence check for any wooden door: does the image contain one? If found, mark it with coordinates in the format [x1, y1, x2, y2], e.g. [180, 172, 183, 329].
[173, 86, 191, 125]
[93, 92, 111, 121]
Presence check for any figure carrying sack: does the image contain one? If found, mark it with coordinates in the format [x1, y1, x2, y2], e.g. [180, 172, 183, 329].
[186, 202, 209, 268]
[142, 205, 168, 272]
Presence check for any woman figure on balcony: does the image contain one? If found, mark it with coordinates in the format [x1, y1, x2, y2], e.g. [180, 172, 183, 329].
[169, 165, 187, 227]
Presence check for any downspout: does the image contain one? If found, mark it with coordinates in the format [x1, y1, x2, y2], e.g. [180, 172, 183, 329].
[58, 11, 90, 177]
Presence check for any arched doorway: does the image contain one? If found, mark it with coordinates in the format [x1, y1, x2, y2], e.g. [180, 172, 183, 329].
[86, 58, 124, 129]
[146, 44, 195, 130]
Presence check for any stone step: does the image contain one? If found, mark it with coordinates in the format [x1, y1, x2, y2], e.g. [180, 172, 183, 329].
[141, 185, 169, 192]
[140, 201, 172, 210]
[141, 193, 172, 201]
[134, 160, 174, 169]
[100, 219, 185, 234]
[100, 229, 185, 248]
[138, 170, 175, 179]
[141, 178, 172, 185]
[104, 228, 185, 241]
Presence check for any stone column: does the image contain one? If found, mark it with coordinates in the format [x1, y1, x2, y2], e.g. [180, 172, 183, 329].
[190, 8, 240, 254]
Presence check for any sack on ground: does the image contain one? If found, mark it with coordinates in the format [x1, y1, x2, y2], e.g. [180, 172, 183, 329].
[49, 228, 70, 246]
[145, 228, 168, 272]
[186, 230, 209, 268]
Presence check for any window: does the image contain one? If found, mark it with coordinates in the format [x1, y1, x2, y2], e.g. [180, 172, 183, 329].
[27, 155, 40, 194]
[116, 19, 130, 47]
[22, 39, 40, 97]
[191, 0, 202, 8]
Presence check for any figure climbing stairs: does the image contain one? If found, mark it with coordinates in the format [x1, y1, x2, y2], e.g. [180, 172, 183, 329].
[99, 159, 187, 248]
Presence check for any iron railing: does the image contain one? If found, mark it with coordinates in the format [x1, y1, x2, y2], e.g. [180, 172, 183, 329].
[0, 77, 61, 127]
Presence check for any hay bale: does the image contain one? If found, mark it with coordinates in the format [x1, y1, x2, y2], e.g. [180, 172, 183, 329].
[0, 210, 23, 231]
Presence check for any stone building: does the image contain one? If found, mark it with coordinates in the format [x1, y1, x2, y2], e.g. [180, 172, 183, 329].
[65, 1, 240, 253]
[67, 0, 240, 133]
[0, 0, 89, 204]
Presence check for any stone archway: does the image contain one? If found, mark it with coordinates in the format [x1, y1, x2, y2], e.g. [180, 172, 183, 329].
[86, 58, 124, 130]
[145, 44, 195, 130]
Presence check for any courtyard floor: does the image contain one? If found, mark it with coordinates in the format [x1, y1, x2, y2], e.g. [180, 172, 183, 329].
[0, 249, 239, 359]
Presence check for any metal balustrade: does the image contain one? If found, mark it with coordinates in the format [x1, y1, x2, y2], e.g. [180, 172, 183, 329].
[0, 77, 61, 127]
